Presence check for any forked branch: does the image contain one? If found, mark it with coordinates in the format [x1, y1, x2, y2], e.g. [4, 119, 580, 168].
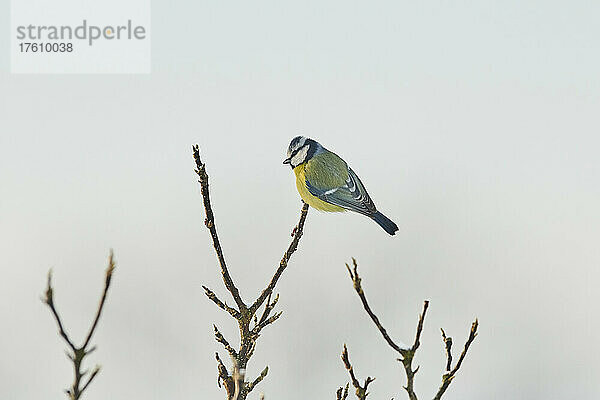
[341, 344, 374, 400]
[193, 145, 309, 399]
[43, 251, 115, 400]
[344, 258, 478, 400]
[336, 383, 350, 400]
[433, 320, 479, 400]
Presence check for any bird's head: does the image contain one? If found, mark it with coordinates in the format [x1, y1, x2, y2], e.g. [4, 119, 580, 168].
[283, 136, 322, 168]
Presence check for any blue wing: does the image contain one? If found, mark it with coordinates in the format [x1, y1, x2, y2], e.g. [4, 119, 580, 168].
[306, 167, 377, 216]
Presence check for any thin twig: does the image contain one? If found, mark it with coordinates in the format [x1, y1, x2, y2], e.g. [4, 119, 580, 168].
[43, 251, 115, 400]
[79, 366, 101, 394]
[249, 202, 309, 315]
[336, 383, 350, 400]
[341, 344, 375, 400]
[345, 258, 410, 355]
[400, 301, 429, 400]
[216, 352, 234, 397]
[44, 271, 76, 352]
[440, 329, 452, 372]
[257, 293, 279, 327]
[246, 366, 269, 394]
[203, 285, 241, 318]
[214, 325, 239, 359]
[193, 144, 246, 311]
[432, 320, 478, 400]
[411, 302, 428, 353]
[82, 257, 115, 350]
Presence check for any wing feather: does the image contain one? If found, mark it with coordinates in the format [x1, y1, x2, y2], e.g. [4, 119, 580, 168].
[306, 167, 377, 216]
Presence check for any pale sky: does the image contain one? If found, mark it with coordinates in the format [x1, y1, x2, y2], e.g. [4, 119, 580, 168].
[1, 1, 599, 400]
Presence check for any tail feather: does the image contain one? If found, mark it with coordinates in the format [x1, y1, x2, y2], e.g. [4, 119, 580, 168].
[371, 212, 399, 235]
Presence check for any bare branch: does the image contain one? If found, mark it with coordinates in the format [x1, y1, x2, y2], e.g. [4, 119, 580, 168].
[253, 311, 283, 336]
[257, 293, 279, 327]
[450, 319, 478, 376]
[246, 366, 269, 394]
[82, 250, 115, 350]
[44, 270, 76, 352]
[203, 285, 241, 318]
[193, 145, 310, 400]
[345, 258, 410, 355]
[216, 352, 235, 398]
[214, 325, 239, 360]
[343, 258, 478, 400]
[79, 366, 101, 394]
[346, 257, 478, 400]
[250, 202, 309, 315]
[399, 301, 429, 400]
[43, 251, 115, 399]
[440, 329, 452, 372]
[193, 144, 247, 311]
[432, 320, 479, 400]
[411, 301, 429, 353]
[341, 344, 375, 400]
[336, 383, 350, 400]
[345, 258, 422, 399]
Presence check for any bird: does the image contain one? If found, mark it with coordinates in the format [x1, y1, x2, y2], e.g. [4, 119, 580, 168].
[283, 136, 399, 235]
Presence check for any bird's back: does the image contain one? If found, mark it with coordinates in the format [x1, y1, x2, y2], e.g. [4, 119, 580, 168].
[305, 151, 348, 189]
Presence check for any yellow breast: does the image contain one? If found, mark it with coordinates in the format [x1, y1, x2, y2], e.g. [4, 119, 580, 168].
[293, 164, 345, 212]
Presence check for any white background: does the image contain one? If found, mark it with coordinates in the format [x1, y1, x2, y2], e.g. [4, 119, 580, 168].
[1, 1, 599, 399]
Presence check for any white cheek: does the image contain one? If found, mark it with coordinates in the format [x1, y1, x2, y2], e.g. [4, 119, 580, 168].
[291, 145, 309, 166]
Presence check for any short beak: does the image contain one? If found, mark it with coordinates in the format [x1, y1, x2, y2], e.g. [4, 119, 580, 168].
[283, 158, 291, 165]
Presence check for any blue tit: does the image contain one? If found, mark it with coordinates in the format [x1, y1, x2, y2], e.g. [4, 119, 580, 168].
[283, 136, 399, 235]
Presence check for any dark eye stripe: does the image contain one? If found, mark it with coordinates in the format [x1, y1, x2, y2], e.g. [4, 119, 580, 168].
[290, 143, 308, 158]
